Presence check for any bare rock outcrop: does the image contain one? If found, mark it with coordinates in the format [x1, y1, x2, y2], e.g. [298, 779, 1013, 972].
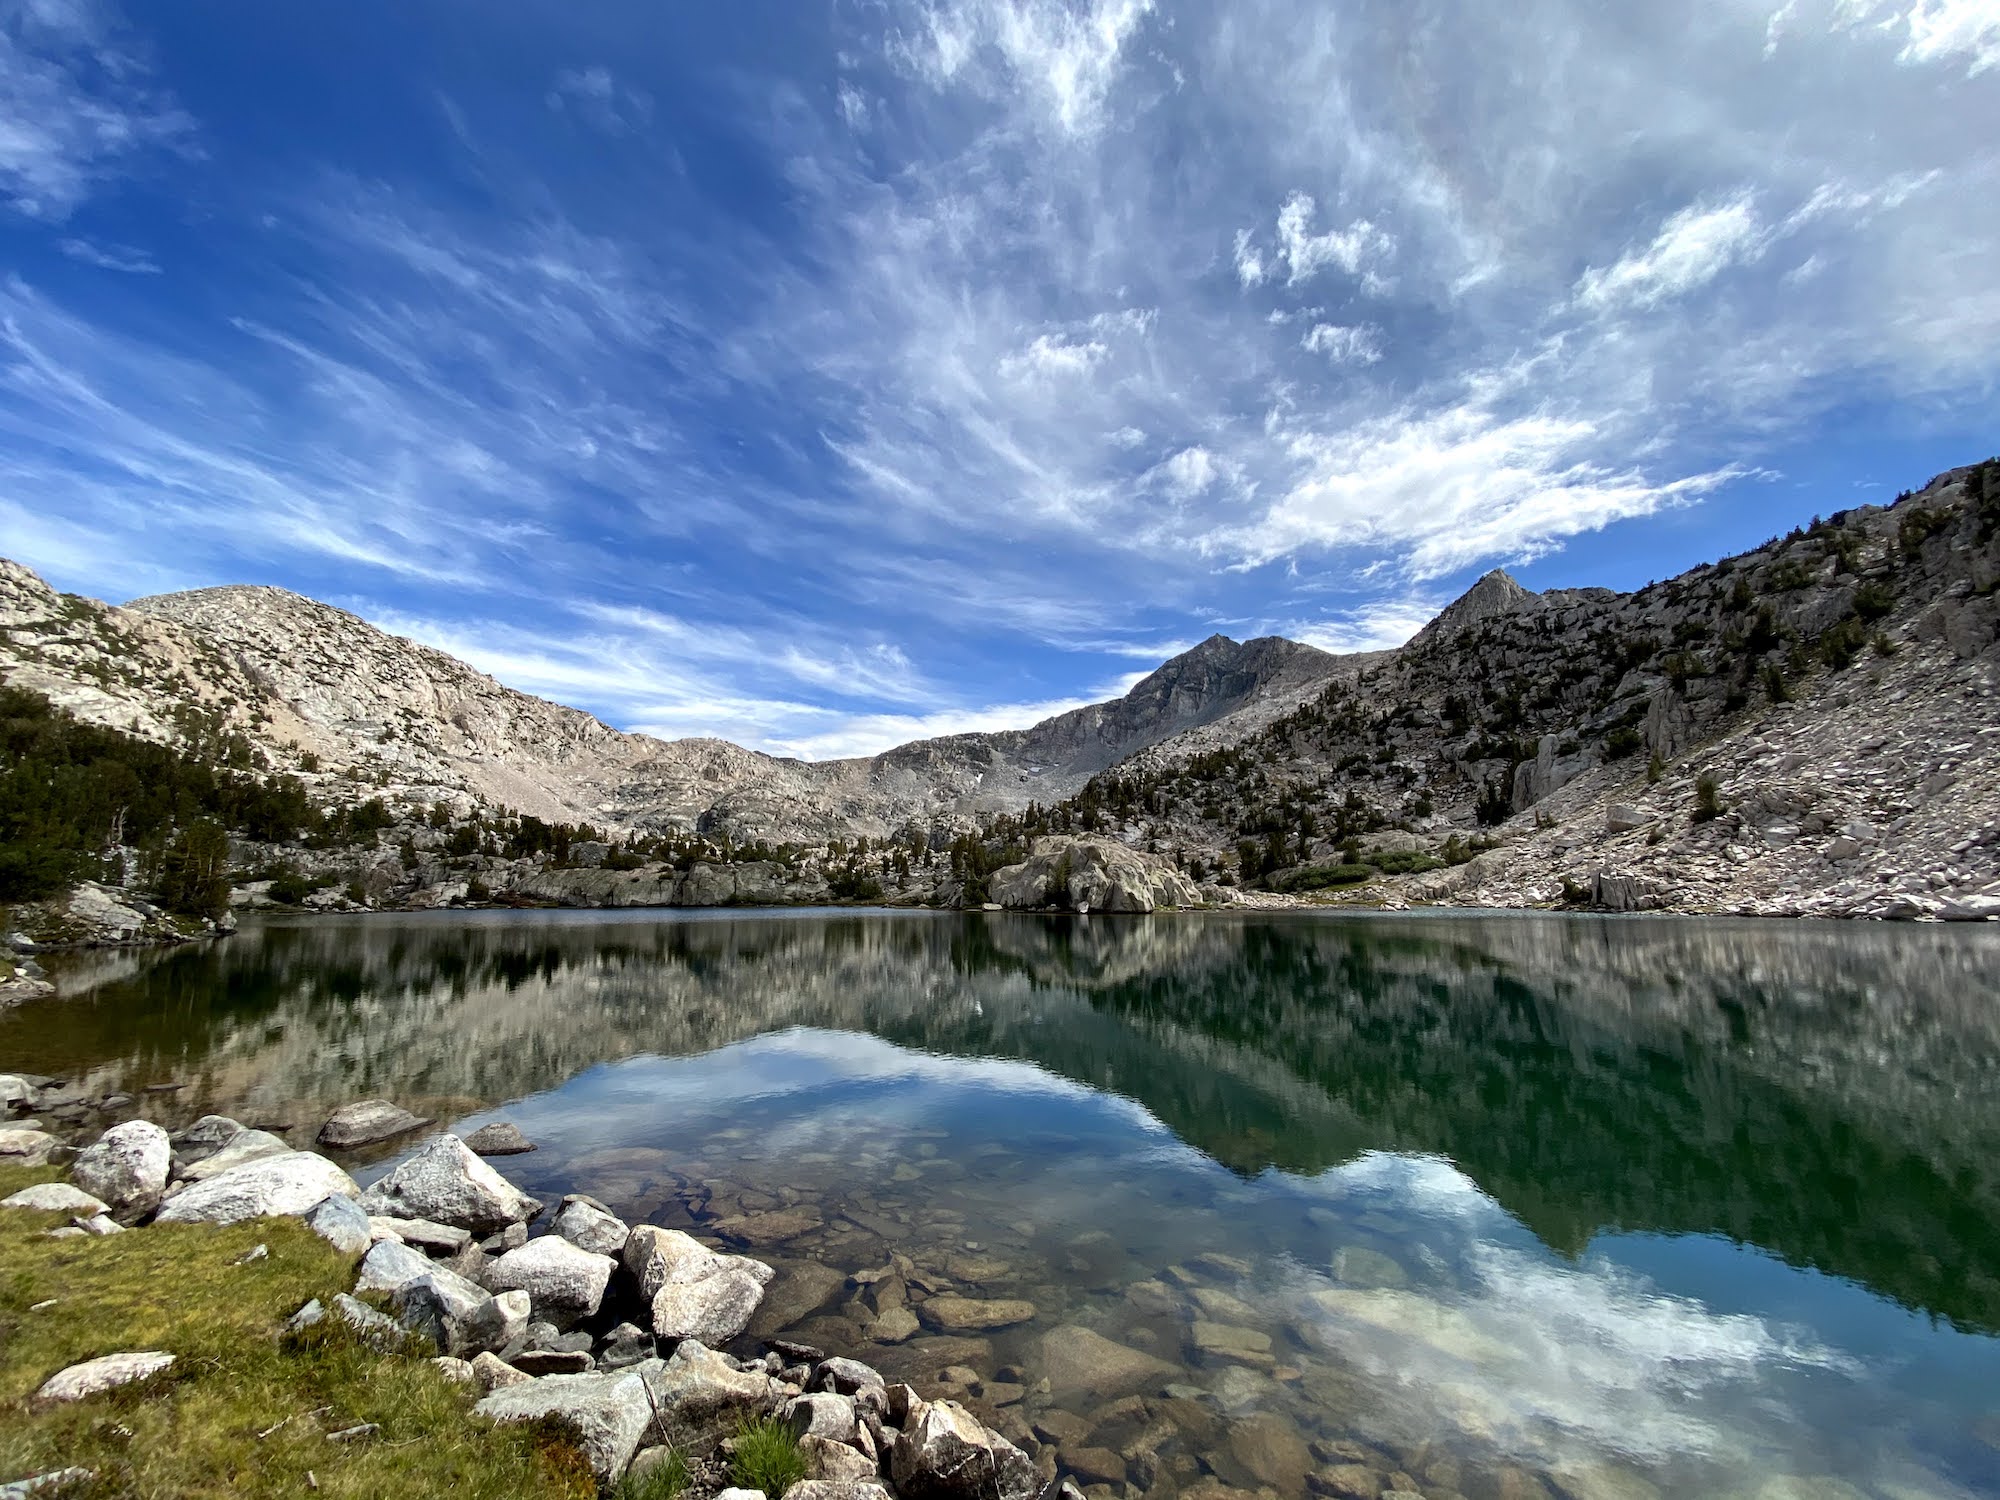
[988, 837, 1202, 913]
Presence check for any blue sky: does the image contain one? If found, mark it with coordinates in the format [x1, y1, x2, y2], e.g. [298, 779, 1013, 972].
[2, 0, 1995, 759]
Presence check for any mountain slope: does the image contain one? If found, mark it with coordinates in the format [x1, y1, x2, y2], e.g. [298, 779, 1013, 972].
[1, 562, 1354, 843]
[1030, 461, 2000, 919]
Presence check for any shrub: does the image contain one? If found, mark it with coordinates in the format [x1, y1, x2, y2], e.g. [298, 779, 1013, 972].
[616, 1450, 688, 1500]
[1852, 580, 1896, 621]
[730, 1417, 806, 1497]
[1693, 775, 1722, 824]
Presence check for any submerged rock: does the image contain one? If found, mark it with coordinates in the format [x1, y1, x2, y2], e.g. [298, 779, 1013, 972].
[317, 1100, 434, 1149]
[358, 1134, 540, 1234]
[462, 1122, 536, 1156]
[1038, 1326, 1177, 1403]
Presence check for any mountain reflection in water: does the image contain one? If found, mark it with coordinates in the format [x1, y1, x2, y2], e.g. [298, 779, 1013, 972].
[16, 907, 2000, 1340]
[17, 909, 2000, 1494]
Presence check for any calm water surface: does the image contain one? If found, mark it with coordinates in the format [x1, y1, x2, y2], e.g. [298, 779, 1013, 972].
[9, 908, 2000, 1499]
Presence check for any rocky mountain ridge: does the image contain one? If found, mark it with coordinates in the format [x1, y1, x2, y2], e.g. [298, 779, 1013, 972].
[1049, 461, 2000, 920]
[4, 458, 1998, 925]
[1, 563, 1350, 844]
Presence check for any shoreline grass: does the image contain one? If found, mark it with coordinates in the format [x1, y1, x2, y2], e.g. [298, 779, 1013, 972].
[0, 1164, 592, 1500]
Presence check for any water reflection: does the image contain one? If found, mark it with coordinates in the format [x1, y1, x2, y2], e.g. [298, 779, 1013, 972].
[10, 909, 2000, 1495]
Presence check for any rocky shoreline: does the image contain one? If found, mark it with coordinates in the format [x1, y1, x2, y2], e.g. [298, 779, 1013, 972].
[3, 1083, 1633, 1500]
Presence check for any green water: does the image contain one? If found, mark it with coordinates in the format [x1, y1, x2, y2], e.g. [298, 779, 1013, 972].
[9, 908, 2000, 1497]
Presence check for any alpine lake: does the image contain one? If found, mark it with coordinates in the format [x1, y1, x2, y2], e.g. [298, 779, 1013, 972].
[8, 907, 2000, 1500]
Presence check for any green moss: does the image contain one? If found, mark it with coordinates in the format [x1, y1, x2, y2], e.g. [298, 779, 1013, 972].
[0, 1165, 593, 1500]
[728, 1415, 806, 1496]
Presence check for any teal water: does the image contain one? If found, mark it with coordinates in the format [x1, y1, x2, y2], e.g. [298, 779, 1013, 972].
[11, 909, 2000, 1498]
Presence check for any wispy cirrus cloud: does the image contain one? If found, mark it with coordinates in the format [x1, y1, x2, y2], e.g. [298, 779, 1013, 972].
[0, 0, 193, 220]
[2, 0, 1997, 760]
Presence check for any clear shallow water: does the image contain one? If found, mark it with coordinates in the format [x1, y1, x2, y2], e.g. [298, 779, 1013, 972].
[11, 908, 2000, 1498]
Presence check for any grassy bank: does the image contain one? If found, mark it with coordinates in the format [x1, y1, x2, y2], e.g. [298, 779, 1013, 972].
[0, 1165, 592, 1500]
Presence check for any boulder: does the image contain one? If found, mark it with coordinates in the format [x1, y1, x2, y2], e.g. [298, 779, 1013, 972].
[34, 1351, 174, 1402]
[485, 1235, 617, 1323]
[356, 1238, 437, 1294]
[890, 1398, 1038, 1500]
[462, 1121, 536, 1156]
[785, 1392, 860, 1444]
[474, 1363, 658, 1481]
[625, 1225, 755, 1297]
[358, 1134, 540, 1234]
[814, 1358, 886, 1395]
[1037, 1326, 1177, 1403]
[800, 1436, 878, 1483]
[1604, 805, 1648, 834]
[553, 1198, 630, 1257]
[640, 1338, 774, 1447]
[471, 1350, 533, 1393]
[395, 1275, 524, 1358]
[169, 1115, 245, 1172]
[3, 1183, 109, 1216]
[919, 1296, 1035, 1332]
[381, 1217, 472, 1256]
[70, 1120, 170, 1221]
[154, 1151, 357, 1225]
[779, 1486, 892, 1500]
[317, 1100, 433, 1149]
[181, 1129, 292, 1182]
[987, 837, 1201, 913]
[0, 1128, 57, 1168]
[650, 1263, 766, 1344]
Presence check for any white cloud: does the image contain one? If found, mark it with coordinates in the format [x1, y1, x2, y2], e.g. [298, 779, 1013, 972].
[1237, 191, 1395, 290]
[1774, 0, 2000, 73]
[1209, 388, 1743, 582]
[1291, 595, 1439, 654]
[0, 0, 193, 220]
[546, 65, 653, 134]
[892, 0, 1156, 135]
[56, 236, 158, 273]
[1574, 195, 1769, 313]
[1301, 322, 1383, 365]
[999, 331, 1108, 380]
[1149, 444, 1219, 498]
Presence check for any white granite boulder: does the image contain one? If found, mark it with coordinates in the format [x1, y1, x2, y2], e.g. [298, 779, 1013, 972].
[70, 1120, 170, 1221]
[485, 1235, 617, 1323]
[35, 1351, 175, 1402]
[154, 1152, 358, 1226]
[358, 1134, 540, 1234]
[474, 1362, 660, 1481]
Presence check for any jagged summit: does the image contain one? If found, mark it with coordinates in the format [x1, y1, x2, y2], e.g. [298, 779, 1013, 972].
[1413, 568, 1540, 645]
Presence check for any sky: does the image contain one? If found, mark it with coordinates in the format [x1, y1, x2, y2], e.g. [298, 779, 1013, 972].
[1, 0, 1996, 760]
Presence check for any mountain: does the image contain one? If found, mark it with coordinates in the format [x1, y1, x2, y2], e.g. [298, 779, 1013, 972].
[4, 458, 1996, 924]
[0, 562, 1352, 844]
[1055, 461, 2000, 920]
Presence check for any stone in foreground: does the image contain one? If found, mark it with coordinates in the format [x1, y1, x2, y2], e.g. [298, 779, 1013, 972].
[474, 1361, 659, 1481]
[640, 1338, 774, 1447]
[69, 1119, 170, 1221]
[0, 1128, 58, 1168]
[304, 1193, 372, 1254]
[485, 1235, 617, 1323]
[154, 1152, 358, 1225]
[553, 1197, 630, 1257]
[2, 1183, 109, 1216]
[358, 1133, 540, 1234]
[891, 1397, 1039, 1500]
[650, 1262, 766, 1344]
[316, 1099, 434, 1149]
[35, 1351, 175, 1402]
